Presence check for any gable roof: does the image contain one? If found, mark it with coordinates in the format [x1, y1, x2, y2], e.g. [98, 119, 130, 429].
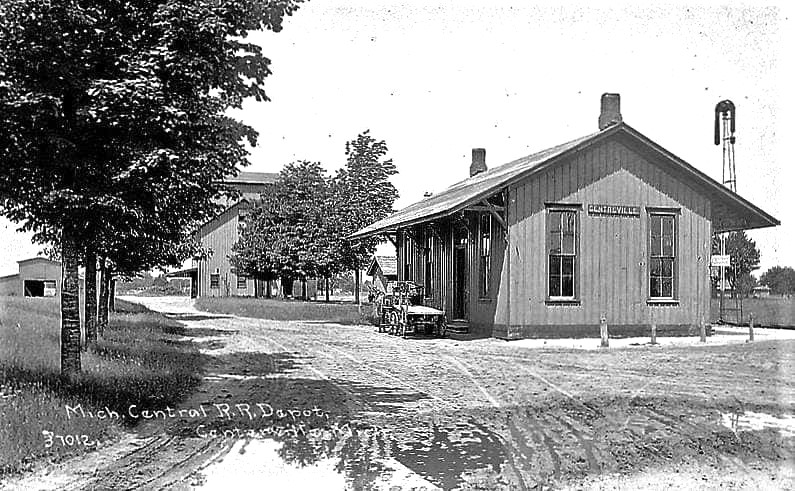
[350, 122, 779, 238]
[198, 198, 249, 237]
[367, 255, 397, 277]
[198, 172, 278, 235]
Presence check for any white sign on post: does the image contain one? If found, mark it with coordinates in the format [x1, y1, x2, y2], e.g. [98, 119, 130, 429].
[711, 254, 731, 267]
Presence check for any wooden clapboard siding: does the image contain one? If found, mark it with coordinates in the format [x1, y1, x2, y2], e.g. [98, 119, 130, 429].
[502, 139, 711, 334]
[197, 202, 255, 298]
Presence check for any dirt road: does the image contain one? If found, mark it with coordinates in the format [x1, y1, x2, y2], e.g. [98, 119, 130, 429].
[7, 296, 794, 490]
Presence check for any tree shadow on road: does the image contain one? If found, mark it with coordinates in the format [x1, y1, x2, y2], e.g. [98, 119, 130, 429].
[164, 313, 234, 322]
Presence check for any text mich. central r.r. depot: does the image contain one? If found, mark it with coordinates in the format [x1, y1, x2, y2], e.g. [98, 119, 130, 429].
[64, 402, 331, 422]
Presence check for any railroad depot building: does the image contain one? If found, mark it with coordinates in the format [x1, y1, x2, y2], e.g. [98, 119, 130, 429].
[351, 94, 779, 339]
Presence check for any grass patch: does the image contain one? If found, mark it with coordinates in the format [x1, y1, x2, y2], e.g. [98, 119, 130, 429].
[0, 296, 204, 476]
[196, 296, 370, 325]
[114, 298, 153, 314]
[710, 296, 795, 327]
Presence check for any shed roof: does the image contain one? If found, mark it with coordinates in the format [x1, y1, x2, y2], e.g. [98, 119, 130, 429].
[350, 122, 779, 238]
[367, 255, 397, 277]
[17, 257, 61, 265]
[165, 267, 197, 278]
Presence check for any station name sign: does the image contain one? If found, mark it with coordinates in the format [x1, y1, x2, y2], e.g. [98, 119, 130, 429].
[710, 254, 731, 267]
[587, 204, 640, 217]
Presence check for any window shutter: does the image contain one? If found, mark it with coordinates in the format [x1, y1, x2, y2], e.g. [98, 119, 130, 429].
[545, 210, 552, 296]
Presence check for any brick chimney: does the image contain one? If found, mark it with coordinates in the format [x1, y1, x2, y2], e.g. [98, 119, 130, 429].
[598, 93, 622, 130]
[470, 148, 487, 177]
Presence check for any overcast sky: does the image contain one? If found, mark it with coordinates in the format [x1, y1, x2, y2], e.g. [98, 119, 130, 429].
[1, 0, 792, 276]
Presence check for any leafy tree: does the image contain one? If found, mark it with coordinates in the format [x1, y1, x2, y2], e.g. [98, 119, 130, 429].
[333, 131, 398, 302]
[153, 274, 169, 288]
[0, 0, 305, 374]
[332, 271, 356, 294]
[230, 209, 281, 297]
[232, 161, 334, 296]
[711, 231, 761, 297]
[760, 266, 795, 296]
[734, 272, 757, 299]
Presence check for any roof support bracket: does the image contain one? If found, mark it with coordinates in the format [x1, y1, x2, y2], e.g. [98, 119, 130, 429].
[482, 199, 507, 230]
[454, 212, 472, 236]
[383, 233, 398, 249]
[427, 223, 443, 241]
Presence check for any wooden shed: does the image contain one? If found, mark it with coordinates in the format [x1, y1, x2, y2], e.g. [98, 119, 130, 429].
[0, 257, 62, 298]
[367, 255, 398, 293]
[350, 94, 779, 339]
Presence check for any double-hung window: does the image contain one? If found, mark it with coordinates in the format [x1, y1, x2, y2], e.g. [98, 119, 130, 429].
[649, 213, 676, 299]
[403, 234, 413, 281]
[237, 275, 247, 290]
[547, 208, 578, 299]
[479, 214, 492, 297]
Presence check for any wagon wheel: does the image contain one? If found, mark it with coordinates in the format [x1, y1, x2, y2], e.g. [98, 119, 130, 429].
[387, 310, 399, 335]
[378, 304, 389, 333]
[436, 316, 447, 338]
[398, 309, 408, 338]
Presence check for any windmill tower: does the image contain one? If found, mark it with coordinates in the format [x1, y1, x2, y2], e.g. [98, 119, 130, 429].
[715, 100, 737, 192]
[714, 100, 740, 323]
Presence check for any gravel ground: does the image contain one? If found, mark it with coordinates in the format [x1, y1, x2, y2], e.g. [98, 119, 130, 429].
[6, 296, 793, 490]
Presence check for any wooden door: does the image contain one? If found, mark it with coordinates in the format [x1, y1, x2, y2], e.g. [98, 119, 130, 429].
[453, 225, 469, 320]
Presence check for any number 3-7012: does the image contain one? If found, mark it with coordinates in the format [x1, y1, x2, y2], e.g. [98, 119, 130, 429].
[42, 430, 96, 448]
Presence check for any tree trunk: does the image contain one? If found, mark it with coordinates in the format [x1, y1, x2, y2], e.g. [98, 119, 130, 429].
[98, 258, 109, 336]
[325, 277, 330, 303]
[282, 277, 293, 298]
[266, 279, 272, 298]
[109, 278, 116, 312]
[354, 268, 360, 304]
[84, 250, 98, 348]
[60, 227, 81, 375]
